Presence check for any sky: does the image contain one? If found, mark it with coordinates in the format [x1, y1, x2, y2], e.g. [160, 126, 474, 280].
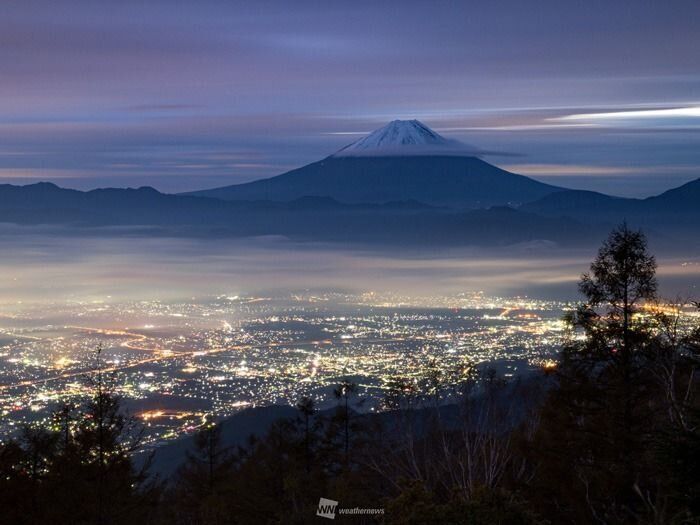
[1, 0, 699, 197]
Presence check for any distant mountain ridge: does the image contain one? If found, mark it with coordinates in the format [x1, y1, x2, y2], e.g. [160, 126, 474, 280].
[0, 176, 698, 247]
[644, 177, 700, 211]
[0, 182, 435, 225]
[0, 181, 597, 246]
[522, 178, 700, 221]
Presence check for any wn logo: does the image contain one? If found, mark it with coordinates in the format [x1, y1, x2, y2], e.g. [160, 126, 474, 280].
[316, 497, 338, 520]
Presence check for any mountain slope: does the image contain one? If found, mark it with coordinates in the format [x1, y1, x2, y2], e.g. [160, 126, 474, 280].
[522, 178, 700, 219]
[184, 120, 563, 208]
[185, 155, 562, 208]
[643, 177, 700, 211]
[520, 189, 633, 216]
[519, 178, 700, 237]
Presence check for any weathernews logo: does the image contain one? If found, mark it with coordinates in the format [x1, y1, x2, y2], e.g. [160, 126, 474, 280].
[316, 498, 339, 519]
[316, 497, 385, 520]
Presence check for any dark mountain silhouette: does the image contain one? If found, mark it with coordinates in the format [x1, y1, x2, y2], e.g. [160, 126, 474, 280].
[0, 176, 697, 247]
[0, 182, 431, 226]
[148, 372, 547, 478]
[0, 182, 596, 246]
[643, 177, 700, 211]
[185, 155, 562, 208]
[183, 120, 562, 208]
[520, 189, 629, 216]
[147, 405, 299, 478]
[0, 182, 237, 225]
[520, 178, 700, 232]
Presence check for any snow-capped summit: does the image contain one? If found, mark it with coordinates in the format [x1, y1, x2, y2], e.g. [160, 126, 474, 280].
[333, 119, 480, 157]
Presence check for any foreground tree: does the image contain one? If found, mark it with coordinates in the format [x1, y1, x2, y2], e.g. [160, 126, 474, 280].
[532, 224, 699, 523]
[332, 378, 358, 467]
[0, 347, 159, 524]
[163, 421, 237, 524]
[296, 396, 316, 473]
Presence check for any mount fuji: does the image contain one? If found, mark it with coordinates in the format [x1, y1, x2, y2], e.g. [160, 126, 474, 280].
[185, 120, 562, 208]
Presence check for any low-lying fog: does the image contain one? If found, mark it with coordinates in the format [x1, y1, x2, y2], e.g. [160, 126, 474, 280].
[0, 225, 698, 307]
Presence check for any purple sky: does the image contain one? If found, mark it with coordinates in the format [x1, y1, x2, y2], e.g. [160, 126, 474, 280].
[1, 0, 699, 196]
